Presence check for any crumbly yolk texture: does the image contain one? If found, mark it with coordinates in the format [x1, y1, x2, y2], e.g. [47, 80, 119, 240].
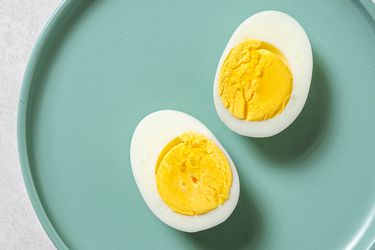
[155, 132, 232, 216]
[219, 39, 293, 121]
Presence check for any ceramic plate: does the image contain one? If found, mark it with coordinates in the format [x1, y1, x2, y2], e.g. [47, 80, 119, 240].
[18, 0, 375, 249]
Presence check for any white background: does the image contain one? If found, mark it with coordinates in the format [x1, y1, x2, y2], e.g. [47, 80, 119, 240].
[0, 0, 61, 249]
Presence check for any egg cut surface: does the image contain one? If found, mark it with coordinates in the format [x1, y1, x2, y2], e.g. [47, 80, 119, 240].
[130, 110, 240, 232]
[214, 11, 313, 137]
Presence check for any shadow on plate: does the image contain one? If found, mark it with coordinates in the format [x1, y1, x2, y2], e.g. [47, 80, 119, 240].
[240, 52, 331, 165]
[187, 186, 262, 250]
[349, 0, 375, 35]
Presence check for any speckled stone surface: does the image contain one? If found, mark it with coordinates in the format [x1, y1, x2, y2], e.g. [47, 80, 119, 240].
[0, 1, 61, 249]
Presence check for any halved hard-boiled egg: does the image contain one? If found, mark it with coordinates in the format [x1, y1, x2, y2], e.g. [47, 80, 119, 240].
[214, 11, 313, 137]
[130, 110, 239, 232]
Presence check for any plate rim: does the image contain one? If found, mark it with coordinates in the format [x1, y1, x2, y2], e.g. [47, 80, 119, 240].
[18, 0, 74, 249]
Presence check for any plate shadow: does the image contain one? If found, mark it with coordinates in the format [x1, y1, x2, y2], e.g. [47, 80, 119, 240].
[186, 186, 263, 250]
[349, 0, 375, 35]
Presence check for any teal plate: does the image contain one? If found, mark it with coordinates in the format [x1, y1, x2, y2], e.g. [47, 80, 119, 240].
[18, 0, 375, 249]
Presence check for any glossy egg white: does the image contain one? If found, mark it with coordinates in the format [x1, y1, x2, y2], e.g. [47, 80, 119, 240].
[213, 11, 313, 137]
[130, 110, 240, 232]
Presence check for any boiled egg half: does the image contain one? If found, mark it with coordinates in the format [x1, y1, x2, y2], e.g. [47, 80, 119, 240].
[130, 110, 240, 232]
[214, 11, 313, 137]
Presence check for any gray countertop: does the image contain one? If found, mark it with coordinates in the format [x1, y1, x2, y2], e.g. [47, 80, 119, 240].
[0, 1, 61, 249]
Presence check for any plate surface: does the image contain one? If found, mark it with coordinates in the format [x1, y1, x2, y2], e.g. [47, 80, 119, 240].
[18, 0, 375, 249]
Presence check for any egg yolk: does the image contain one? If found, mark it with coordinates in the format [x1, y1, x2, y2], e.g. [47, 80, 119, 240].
[155, 132, 232, 216]
[219, 39, 293, 121]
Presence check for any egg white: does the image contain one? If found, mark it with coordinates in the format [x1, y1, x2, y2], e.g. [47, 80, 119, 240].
[213, 11, 313, 137]
[130, 110, 240, 233]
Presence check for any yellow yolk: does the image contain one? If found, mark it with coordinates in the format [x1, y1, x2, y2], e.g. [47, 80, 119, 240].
[155, 132, 232, 216]
[219, 39, 293, 121]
